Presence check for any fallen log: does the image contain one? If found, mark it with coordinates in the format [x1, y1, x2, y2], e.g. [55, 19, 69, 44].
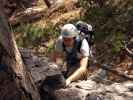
[9, 7, 47, 25]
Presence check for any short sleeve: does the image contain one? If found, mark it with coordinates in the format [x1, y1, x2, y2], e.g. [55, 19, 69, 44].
[80, 39, 91, 57]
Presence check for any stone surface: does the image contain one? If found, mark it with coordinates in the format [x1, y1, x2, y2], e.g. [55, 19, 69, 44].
[20, 48, 133, 100]
[20, 48, 62, 84]
[55, 80, 133, 100]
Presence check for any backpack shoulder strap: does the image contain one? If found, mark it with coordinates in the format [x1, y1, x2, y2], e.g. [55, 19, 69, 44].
[62, 42, 66, 52]
[62, 37, 82, 52]
[75, 38, 82, 52]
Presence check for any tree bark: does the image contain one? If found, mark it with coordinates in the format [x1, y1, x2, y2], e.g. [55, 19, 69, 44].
[0, 3, 40, 100]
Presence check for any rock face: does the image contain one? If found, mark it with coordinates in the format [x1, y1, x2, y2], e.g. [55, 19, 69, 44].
[20, 48, 62, 84]
[55, 80, 133, 100]
[20, 48, 66, 100]
[20, 48, 133, 100]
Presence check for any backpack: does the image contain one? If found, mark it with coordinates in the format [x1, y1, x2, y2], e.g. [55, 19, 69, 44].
[75, 21, 95, 47]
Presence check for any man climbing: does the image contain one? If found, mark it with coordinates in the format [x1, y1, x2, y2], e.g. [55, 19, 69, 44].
[51, 23, 92, 86]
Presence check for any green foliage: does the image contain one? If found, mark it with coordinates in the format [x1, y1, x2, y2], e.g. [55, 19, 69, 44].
[79, 0, 133, 35]
[78, 0, 88, 8]
[110, 32, 125, 53]
[45, 42, 54, 56]
[78, 0, 131, 54]
[13, 23, 59, 47]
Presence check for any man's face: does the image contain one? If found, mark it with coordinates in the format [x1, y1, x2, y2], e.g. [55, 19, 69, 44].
[63, 37, 74, 47]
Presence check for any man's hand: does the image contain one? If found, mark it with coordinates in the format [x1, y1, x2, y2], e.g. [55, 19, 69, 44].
[65, 57, 89, 86]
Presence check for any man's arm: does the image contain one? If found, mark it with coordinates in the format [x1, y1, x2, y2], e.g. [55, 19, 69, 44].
[66, 56, 88, 85]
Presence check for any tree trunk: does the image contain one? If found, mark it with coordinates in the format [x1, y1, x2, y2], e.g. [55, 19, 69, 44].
[0, 3, 40, 100]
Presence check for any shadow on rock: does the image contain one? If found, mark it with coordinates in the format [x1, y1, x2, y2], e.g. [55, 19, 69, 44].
[39, 74, 66, 100]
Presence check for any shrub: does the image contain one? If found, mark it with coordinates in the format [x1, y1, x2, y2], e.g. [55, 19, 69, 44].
[12, 23, 59, 47]
[111, 32, 125, 53]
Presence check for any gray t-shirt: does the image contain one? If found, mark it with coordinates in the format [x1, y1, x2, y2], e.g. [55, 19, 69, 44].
[55, 36, 91, 57]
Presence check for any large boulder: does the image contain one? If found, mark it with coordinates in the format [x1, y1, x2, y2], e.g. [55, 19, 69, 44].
[20, 48, 62, 84]
[20, 48, 66, 100]
[20, 48, 133, 100]
[55, 80, 133, 100]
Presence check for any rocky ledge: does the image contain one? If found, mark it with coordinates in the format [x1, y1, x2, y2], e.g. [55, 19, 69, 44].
[20, 48, 133, 100]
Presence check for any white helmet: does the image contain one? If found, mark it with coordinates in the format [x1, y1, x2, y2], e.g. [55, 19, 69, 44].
[61, 24, 79, 38]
